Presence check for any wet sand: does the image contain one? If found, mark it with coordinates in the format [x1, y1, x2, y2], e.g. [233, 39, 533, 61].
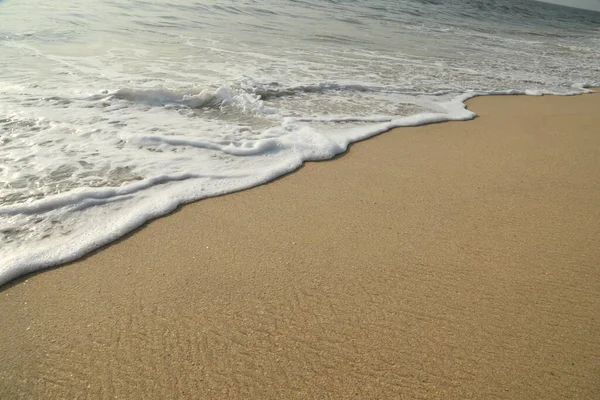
[1, 93, 599, 399]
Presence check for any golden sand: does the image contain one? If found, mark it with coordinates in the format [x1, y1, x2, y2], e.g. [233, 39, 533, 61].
[1, 93, 599, 399]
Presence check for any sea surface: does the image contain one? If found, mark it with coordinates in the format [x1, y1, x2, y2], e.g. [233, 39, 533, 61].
[1, 0, 599, 285]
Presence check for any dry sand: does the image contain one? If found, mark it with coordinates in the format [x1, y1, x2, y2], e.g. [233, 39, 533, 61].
[1, 93, 599, 399]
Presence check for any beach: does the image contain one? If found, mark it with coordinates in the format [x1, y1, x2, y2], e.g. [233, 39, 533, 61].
[1, 93, 599, 399]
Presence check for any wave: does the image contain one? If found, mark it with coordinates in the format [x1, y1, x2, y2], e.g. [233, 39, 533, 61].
[100, 83, 447, 108]
[109, 87, 269, 112]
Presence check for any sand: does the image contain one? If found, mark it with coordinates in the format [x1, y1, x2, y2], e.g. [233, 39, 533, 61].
[1, 93, 599, 399]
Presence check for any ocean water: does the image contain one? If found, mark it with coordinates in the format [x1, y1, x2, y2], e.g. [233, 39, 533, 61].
[1, 0, 599, 285]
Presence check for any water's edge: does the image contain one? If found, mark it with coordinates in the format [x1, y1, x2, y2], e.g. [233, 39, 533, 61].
[1, 87, 597, 289]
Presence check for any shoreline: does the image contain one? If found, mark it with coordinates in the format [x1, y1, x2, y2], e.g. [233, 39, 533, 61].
[1, 93, 599, 398]
[1, 88, 597, 289]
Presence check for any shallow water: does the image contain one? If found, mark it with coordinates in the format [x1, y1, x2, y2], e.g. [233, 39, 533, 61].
[1, 0, 599, 284]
